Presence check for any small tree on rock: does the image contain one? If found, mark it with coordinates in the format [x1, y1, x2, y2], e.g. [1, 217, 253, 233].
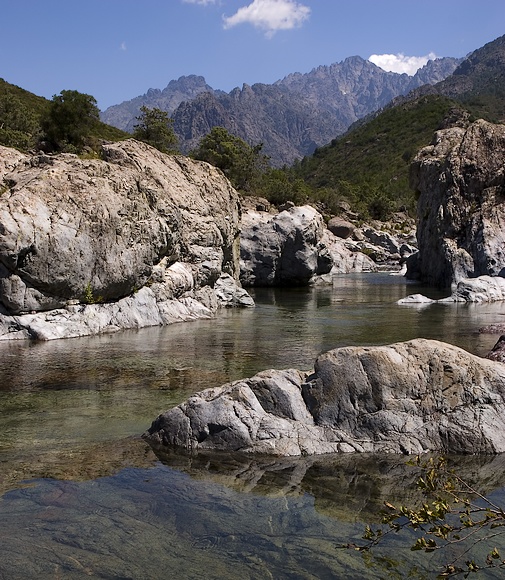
[41, 90, 100, 151]
[133, 106, 178, 154]
[190, 126, 268, 192]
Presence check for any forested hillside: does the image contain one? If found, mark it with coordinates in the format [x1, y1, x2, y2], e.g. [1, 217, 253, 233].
[0, 80, 127, 152]
[289, 96, 467, 218]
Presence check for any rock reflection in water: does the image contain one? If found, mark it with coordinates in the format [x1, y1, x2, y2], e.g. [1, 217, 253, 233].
[2, 450, 505, 579]
[153, 449, 505, 523]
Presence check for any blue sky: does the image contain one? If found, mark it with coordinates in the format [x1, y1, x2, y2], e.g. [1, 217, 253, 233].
[2, 0, 504, 111]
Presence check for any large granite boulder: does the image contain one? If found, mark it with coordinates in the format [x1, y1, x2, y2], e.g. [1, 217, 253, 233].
[327, 216, 355, 239]
[0, 140, 253, 339]
[144, 338, 505, 456]
[0, 139, 242, 313]
[239, 206, 375, 286]
[409, 119, 505, 287]
[239, 206, 329, 286]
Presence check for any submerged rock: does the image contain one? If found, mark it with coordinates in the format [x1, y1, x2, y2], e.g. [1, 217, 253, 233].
[397, 293, 435, 305]
[144, 338, 505, 456]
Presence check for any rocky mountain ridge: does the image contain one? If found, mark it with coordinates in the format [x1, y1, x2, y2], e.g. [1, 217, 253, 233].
[390, 34, 505, 121]
[100, 55, 461, 166]
[101, 75, 221, 133]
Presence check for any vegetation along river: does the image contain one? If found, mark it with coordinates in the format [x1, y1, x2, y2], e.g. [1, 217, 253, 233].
[1, 273, 505, 579]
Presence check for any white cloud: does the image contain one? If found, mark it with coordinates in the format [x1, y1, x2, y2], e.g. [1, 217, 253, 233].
[120, 41, 127, 51]
[368, 52, 438, 75]
[223, 0, 310, 37]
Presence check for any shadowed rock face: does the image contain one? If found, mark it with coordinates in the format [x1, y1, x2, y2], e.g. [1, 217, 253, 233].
[239, 206, 328, 287]
[144, 338, 505, 456]
[239, 206, 376, 287]
[409, 119, 505, 287]
[0, 140, 242, 315]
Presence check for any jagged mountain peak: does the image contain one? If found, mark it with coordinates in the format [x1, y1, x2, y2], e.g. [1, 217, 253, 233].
[100, 52, 462, 166]
[100, 74, 217, 133]
[162, 74, 212, 94]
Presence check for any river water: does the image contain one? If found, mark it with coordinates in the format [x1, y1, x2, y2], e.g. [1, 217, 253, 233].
[1, 273, 505, 579]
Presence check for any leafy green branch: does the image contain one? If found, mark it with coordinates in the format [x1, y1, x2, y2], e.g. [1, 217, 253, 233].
[82, 282, 103, 305]
[347, 456, 505, 578]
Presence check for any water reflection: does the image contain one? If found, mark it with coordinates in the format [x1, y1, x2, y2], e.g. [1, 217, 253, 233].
[1, 273, 505, 577]
[2, 448, 505, 579]
[0, 273, 503, 488]
[151, 448, 505, 523]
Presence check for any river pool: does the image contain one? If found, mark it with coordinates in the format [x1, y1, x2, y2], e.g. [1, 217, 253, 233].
[1, 273, 505, 579]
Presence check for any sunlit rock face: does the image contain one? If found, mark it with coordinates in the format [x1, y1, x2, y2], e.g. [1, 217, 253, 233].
[0, 140, 253, 339]
[409, 119, 505, 287]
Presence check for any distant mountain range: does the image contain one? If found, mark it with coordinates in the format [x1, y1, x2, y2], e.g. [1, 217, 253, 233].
[394, 34, 505, 122]
[289, 34, 505, 217]
[1, 34, 504, 224]
[100, 56, 462, 166]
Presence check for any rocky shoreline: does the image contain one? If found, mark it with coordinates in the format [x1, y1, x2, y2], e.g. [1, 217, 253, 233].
[0, 140, 254, 340]
[3, 118, 505, 459]
[0, 140, 415, 341]
[142, 118, 505, 458]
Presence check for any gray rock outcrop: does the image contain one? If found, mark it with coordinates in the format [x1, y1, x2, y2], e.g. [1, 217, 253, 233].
[0, 145, 27, 177]
[408, 119, 505, 287]
[239, 206, 376, 286]
[0, 140, 253, 339]
[0, 266, 253, 341]
[349, 224, 417, 267]
[446, 275, 505, 302]
[399, 275, 505, 305]
[144, 338, 505, 456]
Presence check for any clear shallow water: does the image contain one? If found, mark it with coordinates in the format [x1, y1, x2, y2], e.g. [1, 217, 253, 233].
[1, 273, 505, 578]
